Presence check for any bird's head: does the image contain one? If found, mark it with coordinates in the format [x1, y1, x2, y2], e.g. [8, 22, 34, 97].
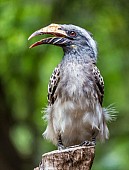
[28, 23, 97, 60]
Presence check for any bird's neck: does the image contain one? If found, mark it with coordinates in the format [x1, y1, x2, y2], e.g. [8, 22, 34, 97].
[62, 46, 96, 64]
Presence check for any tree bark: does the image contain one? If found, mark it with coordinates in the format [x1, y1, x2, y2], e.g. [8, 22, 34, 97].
[34, 145, 95, 170]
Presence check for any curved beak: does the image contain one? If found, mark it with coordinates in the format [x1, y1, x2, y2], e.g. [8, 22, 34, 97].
[28, 23, 70, 48]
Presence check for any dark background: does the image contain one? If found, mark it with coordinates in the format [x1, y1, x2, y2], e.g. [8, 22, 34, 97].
[0, 0, 129, 169]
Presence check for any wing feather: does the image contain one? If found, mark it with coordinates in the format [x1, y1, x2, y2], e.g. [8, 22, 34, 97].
[47, 64, 60, 106]
[93, 65, 104, 105]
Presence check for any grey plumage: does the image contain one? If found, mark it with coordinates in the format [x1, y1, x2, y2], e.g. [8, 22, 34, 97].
[28, 23, 111, 148]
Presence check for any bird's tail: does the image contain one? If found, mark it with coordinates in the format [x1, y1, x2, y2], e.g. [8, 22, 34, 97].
[98, 104, 117, 142]
[103, 104, 117, 122]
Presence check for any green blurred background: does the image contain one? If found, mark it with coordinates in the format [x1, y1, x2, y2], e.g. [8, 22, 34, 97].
[0, 0, 129, 169]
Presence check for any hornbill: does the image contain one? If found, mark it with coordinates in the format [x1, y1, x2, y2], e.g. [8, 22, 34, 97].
[28, 23, 111, 149]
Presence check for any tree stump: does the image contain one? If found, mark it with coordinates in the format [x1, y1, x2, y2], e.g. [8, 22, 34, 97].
[34, 145, 95, 170]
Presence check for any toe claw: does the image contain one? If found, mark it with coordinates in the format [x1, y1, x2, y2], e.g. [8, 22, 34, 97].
[58, 144, 65, 150]
[80, 140, 96, 146]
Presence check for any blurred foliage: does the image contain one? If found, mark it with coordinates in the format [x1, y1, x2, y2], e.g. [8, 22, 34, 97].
[0, 0, 129, 169]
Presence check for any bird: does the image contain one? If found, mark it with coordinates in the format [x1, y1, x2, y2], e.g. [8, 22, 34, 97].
[28, 23, 112, 149]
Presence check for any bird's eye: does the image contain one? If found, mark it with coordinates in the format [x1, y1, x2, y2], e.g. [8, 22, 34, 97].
[68, 31, 76, 37]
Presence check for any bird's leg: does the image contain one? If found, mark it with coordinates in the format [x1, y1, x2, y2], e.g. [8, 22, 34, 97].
[92, 137, 96, 145]
[57, 134, 65, 150]
[79, 137, 96, 147]
[80, 130, 97, 146]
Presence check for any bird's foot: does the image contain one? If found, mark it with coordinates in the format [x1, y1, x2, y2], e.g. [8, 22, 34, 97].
[80, 138, 96, 147]
[80, 141, 95, 146]
[58, 143, 66, 150]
